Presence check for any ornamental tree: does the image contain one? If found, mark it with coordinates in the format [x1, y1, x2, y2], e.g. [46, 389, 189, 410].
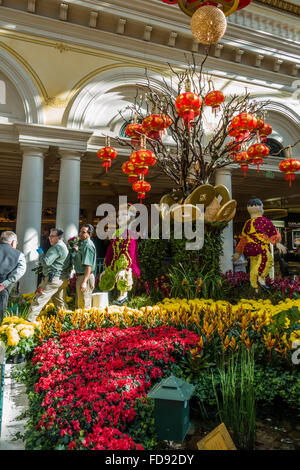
[115, 53, 273, 201]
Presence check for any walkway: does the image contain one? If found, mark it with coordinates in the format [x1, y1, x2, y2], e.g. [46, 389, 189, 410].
[0, 362, 28, 450]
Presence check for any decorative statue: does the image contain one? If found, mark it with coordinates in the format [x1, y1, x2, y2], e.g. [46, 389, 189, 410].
[233, 196, 286, 290]
[159, 184, 237, 223]
[99, 204, 140, 305]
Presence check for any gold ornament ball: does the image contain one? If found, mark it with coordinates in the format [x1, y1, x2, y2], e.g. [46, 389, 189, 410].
[190, 6, 227, 45]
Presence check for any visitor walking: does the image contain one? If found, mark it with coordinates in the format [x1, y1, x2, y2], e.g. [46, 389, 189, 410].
[0, 231, 27, 323]
[27, 228, 70, 322]
[72, 224, 97, 310]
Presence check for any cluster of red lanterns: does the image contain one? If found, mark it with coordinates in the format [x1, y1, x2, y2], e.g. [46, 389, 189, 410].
[122, 133, 159, 202]
[227, 113, 272, 175]
[227, 113, 300, 185]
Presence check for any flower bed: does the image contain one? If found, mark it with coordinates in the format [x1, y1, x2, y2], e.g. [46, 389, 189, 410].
[24, 326, 199, 450]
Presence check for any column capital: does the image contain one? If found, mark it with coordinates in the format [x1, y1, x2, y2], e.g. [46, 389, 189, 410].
[58, 149, 83, 161]
[20, 145, 47, 159]
[215, 167, 232, 176]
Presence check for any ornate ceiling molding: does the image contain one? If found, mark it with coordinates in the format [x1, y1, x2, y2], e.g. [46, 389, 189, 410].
[255, 0, 300, 17]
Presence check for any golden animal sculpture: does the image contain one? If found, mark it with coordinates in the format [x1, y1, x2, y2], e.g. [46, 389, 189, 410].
[159, 184, 237, 223]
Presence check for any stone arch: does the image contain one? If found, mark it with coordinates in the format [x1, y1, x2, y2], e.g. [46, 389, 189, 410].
[250, 99, 300, 155]
[63, 65, 176, 136]
[0, 46, 44, 124]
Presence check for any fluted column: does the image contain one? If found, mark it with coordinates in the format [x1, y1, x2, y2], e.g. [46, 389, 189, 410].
[215, 168, 233, 274]
[56, 150, 81, 242]
[16, 146, 45, 293]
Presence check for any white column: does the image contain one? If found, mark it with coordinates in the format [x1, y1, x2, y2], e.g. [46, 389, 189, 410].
[215, 168, 233, 274]
[56, 150, 81, 242]
[16, 147, 45, 294]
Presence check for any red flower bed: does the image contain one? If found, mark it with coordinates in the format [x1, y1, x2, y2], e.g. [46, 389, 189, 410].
[32, 326, 200, 450]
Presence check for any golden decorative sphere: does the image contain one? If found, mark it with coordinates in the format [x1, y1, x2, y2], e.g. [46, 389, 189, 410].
[190, 6, 227, 45]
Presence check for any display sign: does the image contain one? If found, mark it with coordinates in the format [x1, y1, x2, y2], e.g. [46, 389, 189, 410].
[197, 423, 237, 450]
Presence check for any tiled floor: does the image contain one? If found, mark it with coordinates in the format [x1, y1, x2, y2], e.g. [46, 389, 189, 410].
[0, 363, 28, 450]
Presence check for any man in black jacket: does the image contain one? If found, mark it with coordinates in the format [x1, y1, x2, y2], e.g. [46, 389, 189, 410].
[0, 231, 27, 323]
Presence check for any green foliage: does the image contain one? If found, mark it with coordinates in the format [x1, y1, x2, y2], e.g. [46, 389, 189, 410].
[212, 349, 256, 450]
[169, 221, 226, 277]
[126, 397, 158, 450]
[138, 238, 170, 284]
[126, 295, 154, 309]
[98, 266, 116, 291]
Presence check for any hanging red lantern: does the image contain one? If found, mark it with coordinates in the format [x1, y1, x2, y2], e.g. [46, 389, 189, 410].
[234, 151, 251, 177]
[259, 123, 272, 143]
[279, 157, 300, 187]
[175, 90, 202, 131]
[122, 161, 139, 184]
[142, 114, 169, 141]
[130, 148, 156, 178]
[125, 123, 143, 148]
[231, 113, 257, 132]
[204, 90, 225, 115]
[227, 125, 250, 142]
[247, 142, 269, 173]
[97, 138, 117, 172]
[132, 180, 151, 202]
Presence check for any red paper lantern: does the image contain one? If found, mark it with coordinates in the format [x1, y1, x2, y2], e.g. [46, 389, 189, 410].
[247, 142, 269, 173]
[234, 151, 251, 177]
[125, 123, 143, 148]
[130, 149, 156, 177]
[132, 180, 151, 202]
[175, 91, 202, 131]
[142, 114, 171, 141]
[97, 145, 117, 172]
[231, 113, 257, 132]
[279, 158, 300, 187]
[227, 125, 250, 142]
[122, 161, 139, 184]
[259, 123, 272, 143]
[204, 90, 225, 114]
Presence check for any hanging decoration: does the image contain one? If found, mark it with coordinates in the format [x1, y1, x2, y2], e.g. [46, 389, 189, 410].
[231, 112, 258, 133]
[247, 142, 270, 173]
[204, 82, 225, 116]
[142, 113, 171, 141]
[234, 150, 251, 177]
[132, 180, 151, 203]
[97, 137, 118, 173]
[259, 123, 272, 143]
[175, 78, 202, 131]
[279, 146, 300, 187]
[129, 137, 157, 179]
[122, 161, 139, 184]
[158, 0, 252, 45]
[125, 122, 144, 148]
[227, 125, 250, 143]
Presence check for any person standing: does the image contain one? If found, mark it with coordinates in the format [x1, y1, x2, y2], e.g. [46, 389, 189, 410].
[0, 231, 27, 323]
[27, 228, 70, 322]
[72, 224, 97, 310]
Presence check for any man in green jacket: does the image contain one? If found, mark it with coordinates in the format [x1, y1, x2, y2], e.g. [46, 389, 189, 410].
[72, 224, 97, 310]
[27, 228, 70, 321]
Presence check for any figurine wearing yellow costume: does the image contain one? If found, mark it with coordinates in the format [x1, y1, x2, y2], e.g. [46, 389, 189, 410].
[233, 197, 286, 290]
